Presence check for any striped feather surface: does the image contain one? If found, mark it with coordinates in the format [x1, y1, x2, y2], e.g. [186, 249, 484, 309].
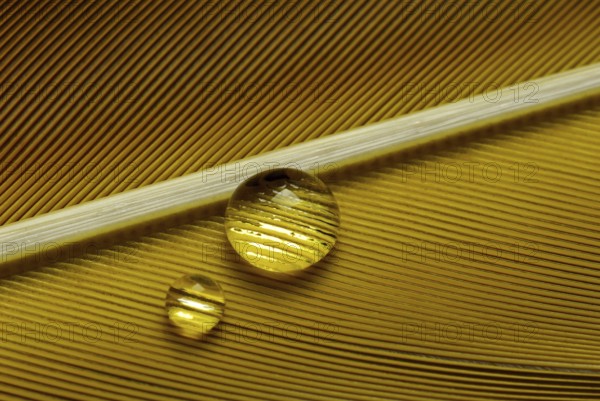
[0, 1, 599, 400]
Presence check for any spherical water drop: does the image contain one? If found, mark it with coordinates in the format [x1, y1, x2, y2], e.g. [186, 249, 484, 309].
[165, 274, 225, 338]
[225, 168, 340, 273]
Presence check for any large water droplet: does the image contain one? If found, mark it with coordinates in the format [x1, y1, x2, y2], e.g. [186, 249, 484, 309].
[165, 274, 225, 338]
[225, 168, 340, 273]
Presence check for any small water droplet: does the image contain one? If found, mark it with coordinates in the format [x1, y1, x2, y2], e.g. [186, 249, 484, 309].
[225, 168, 340, 273]
[165, 274, 225, 338]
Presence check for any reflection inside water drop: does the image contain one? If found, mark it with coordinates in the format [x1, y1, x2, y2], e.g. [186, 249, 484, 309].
[224, 168, 340, 273]
[165, 274, 225, 338]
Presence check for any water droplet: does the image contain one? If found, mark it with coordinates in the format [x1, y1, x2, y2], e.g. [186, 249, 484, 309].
[225, 168, 340, 273]
[165, 274, 225, 338]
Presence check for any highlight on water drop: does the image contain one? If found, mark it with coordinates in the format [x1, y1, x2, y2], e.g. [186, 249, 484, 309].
[165, 274, 225, 339]
[224, 168, 340, 273]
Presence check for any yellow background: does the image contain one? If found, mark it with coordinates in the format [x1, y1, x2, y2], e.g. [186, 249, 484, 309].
[0, 1, 599, 400]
